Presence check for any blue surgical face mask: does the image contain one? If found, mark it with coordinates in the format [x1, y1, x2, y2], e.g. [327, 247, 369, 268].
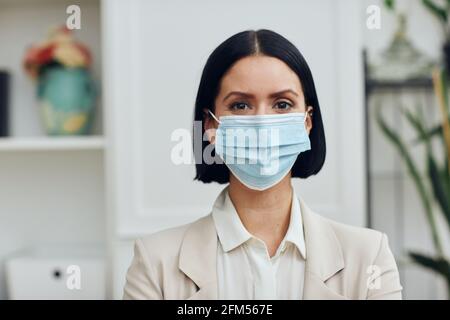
[208, 110, 311, 191]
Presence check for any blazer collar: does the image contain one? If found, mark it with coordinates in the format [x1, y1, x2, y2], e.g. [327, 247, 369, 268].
[299, 198, 345, 282]
[178, 214, 218, 299]
[299, 198, 346, 299]
[178, 193, 345, 300]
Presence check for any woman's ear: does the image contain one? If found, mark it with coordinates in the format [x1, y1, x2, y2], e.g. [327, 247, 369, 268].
[203, 108, 217, 144]
[305, 106, 313, 134]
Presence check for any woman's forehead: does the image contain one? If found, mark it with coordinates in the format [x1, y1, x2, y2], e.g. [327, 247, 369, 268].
[219, 55, 303, 96]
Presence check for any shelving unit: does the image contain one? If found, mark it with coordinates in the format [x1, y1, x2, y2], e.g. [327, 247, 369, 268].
[0, 136, 105, 151]
[0, 0, 106, 299]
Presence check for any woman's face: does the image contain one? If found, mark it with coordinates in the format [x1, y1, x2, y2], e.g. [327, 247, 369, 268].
[204, 55, 313, 135]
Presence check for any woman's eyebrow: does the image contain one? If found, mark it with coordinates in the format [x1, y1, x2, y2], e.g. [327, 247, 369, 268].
[222, 89, 299, 102]
[269, 89, 299, 98]
[222, 91, 254, 102]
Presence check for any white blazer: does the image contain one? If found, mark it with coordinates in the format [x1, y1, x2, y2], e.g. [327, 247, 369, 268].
[123, 197, 402, 300]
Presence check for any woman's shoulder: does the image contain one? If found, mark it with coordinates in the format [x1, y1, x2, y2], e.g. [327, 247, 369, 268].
[300, 198, 388, 260]
[135, 214, 212, 262]
[318, 213, 389, 260]
[304, 211, 402, 299]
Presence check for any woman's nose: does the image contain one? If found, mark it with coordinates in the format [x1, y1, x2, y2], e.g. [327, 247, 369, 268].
[254, 104, 269, 115]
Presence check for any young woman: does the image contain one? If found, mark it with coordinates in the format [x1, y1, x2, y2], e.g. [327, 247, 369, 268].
[123, 29, 402, 300]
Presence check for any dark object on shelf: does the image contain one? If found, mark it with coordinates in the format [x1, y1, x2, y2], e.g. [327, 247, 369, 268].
[0, 70, 10, 137]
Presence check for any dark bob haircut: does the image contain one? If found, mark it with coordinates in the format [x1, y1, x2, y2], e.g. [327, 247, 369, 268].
[193, 29, 326, 184]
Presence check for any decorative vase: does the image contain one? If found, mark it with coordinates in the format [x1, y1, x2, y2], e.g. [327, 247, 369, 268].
[37, 66, 96, 135]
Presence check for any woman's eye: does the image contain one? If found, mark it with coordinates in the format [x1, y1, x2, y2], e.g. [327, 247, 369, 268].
[274, 101, 292, 110]
[230, 102, 250, 110]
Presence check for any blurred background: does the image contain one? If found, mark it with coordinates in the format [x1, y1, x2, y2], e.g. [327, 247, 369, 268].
[0, 0, 448, 300]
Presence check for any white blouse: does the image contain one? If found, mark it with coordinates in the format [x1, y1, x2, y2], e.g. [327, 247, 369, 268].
[211, 187, 307, 300]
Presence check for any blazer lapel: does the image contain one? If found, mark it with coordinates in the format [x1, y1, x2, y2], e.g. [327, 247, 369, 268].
[178, 197, 347, 300]
[179, 214, 218, 300]
[303, 271, 348, 300]
[299, 198, 347, 300]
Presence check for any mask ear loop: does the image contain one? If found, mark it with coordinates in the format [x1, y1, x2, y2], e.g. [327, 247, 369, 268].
[207, 109, 221, 124]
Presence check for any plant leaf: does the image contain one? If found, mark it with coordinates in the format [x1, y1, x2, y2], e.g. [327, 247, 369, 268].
[413, 123, 443, 144]
[402, 107, 450, 235]
[428, 155, 450, 229]
[384, 0, 395, 10]
[444, 153, 450, 191]
[423, 0, 448, 23]
[376, 105, 444, 255]
[435, 69, 450, 155]
[404, 108, 427, 141]
[409, 251, 450, 283]
[441, 68, 449, 110]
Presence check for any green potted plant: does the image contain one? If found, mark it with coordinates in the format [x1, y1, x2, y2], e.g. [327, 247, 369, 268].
[376, 67, 450, 297]
[23, 26, 96, 135]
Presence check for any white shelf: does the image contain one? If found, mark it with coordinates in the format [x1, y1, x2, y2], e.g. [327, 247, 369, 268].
[0, 135, 105, 151]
